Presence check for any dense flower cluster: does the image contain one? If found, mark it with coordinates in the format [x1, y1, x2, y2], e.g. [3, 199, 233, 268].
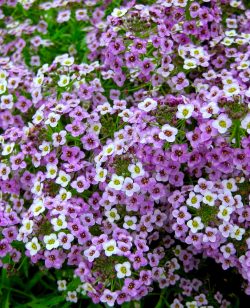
[0, 0, 250, 306]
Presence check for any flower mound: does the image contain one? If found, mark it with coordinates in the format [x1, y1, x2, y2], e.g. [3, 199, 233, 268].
[0, 0, 250, 307]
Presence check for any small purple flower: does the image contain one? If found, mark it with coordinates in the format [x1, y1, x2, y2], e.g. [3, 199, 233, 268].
[109, 38, 125, 55]
[172, 72, 189, 90]
[100, 289, 118, 307]
[171, 144, 189, 163]
[140, 58, 155, 76]
[172, 206, 191, 225]
[81, 133, 100, 151]
[10, 153, 26, 171]
[66, 121, 86, 137]
[44, 250, 66, 269]
[57, 10, 71, 23]
[0, 239, 11, 257]
[71, 175, 90, 193]
[203, 227, 218, 243]
[125, 52, 139, 68]
[131, 39, 147, 54]
[123, 278, 140, 297]
[58, 232, 74, 250]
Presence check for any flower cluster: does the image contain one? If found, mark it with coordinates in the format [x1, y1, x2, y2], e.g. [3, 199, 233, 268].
[0, 0, 250, 306]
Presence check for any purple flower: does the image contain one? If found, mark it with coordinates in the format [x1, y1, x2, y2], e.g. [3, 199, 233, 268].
[10, 153, 26, 171]
[123, 279, 140, 297]
[172, 73, 189, 90]
[66, 121, 86, 137]
[44, 250, 66, 269]
[71, 175, 90, 193]
[81, 133, 99, 151]
[172, 206, 191, 225]
[171, 144, 189, 163]
[0, 239, 11, 257]
[58, 232, 74, 250]
[109, 38, 125, 55]
[78, 84, 94, 100]
[131, 39, 147, 54]
[130, 252, 148, 270]
[125, 52, 139, 68]
[140, 59, 155, 76]
[100, 289, 118, 307]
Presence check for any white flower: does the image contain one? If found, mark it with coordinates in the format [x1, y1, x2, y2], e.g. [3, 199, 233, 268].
[241, 114, 250, 134]
[82, 283, 96, 294]
[123, 215, 137, 230]
[0, 94, 13, 109]
[46, 164, 58, 179]
[183, 58, 197, 70]
[186, 192, 202, 209]
[0, 69, 7, 80]
[57, 280, 67, 291]
[0, 79, 7, 94]
[212, 114, 232, 134]
[2, 142, 15, 156]
[128, 162, 145, 179]
[111, 8, 128, 17]
[176, 104, 194, 119]
[237, 61, 250, 70]
[103, 143, 115, 156]
[45, 112, 60, 127]
[222, 179, 237, 192]
[66, 291, 77, 303]
[221, 37, 234, 46]
[223, 83, 240, 97]
[159, 124, 178, 142]
[32, 110, 44, 125]
[202, 191, 217, 206]
[51, 214, 67, 231]
[138, 98, 158, 112]
[25, 237, 41, 256]
[61, 57, 74, 66]
[96, 102, 112, 115]
[30, 198, 45, 216]
[56, 170, 71, 187]
[33, 74, 44, 87]
[105, 208, 120, 223]
[21, 219, 34, 235]
[200, 102, 219, 118]
[103, 239, 118, 257]
[187, 217, 204, 233]
[44, 233, 60, 250]
[108, 174, 124, 190]
[174, 0, 188, 7]
[190, 47, 204, 58]
[90, 122, 101, 134]
[217, 205, 233, 222]
[115, 262, 131, 278]
[95, 167, 108, 182]
[230, 1, 241, 8]
[230, 225, 245, 241]
[39, 141, 51, 156]
[118, 109, 133, 122]
[58, 75, 70, 87]
[58, 188, 72, 202]
[186, 301, 198, 308]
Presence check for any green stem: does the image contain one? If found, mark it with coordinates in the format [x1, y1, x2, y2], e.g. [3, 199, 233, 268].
[2, 287, 35, 299]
